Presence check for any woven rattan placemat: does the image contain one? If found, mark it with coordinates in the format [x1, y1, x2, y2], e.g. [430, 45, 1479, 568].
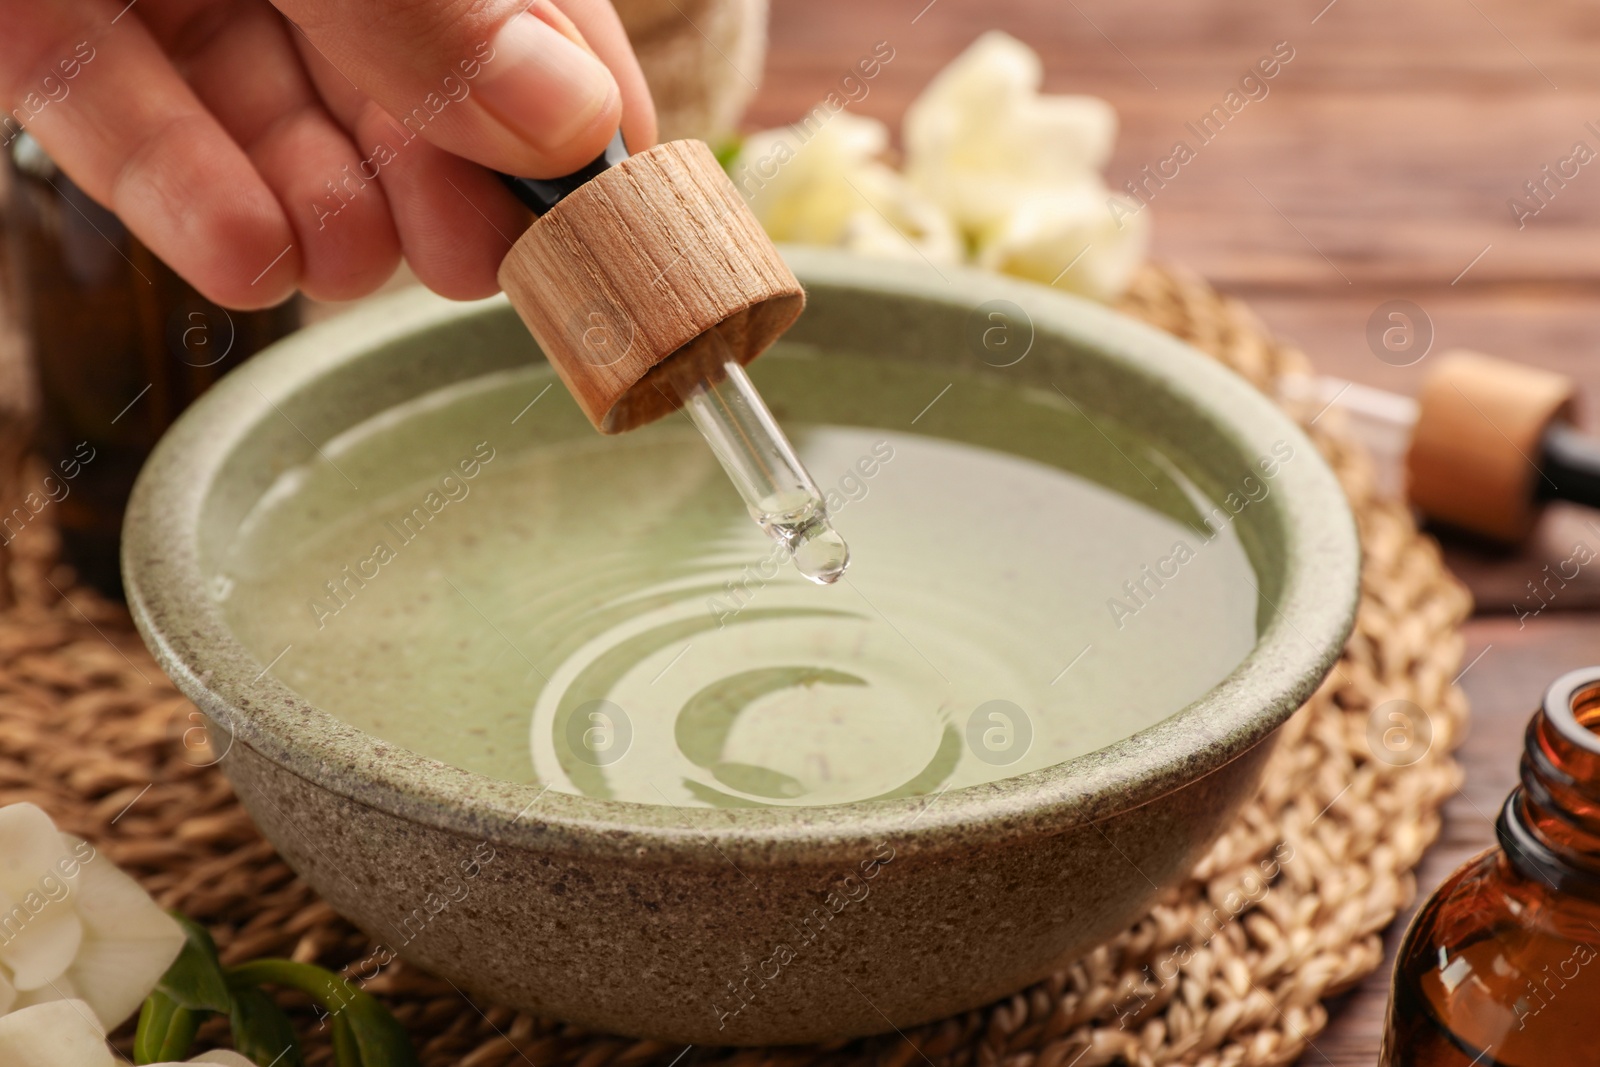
[0, 264, 1471, 1067]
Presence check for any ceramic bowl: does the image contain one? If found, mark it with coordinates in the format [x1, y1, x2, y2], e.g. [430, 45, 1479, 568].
[124, 248, 1359, 1046]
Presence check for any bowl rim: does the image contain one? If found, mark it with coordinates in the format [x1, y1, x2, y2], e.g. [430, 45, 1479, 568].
[124, 248, 1360, 865]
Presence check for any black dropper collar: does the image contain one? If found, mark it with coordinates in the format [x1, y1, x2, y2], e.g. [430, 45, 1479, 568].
[1538, 421, 1600, 513]
[498, 130, 629, 216]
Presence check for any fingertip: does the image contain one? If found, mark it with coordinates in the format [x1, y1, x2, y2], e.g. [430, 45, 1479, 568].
[421, 261, 505, 302]
[152, 188, 301, 310]
[622, 101, 657, 155]
[184, 207, 301, 310]
[367, 126, 525, 301]
[297, 237, 402, 303]
[189, 250, 299, 310]
[535, 81, 624, 175]
[404, 187, 521, 300]
[261, 129, 404, 303]
[98, 116, 298, 309]
[470, 9, 623, 178]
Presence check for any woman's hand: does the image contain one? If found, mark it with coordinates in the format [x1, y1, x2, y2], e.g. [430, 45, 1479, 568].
[1, 0, 657, 308]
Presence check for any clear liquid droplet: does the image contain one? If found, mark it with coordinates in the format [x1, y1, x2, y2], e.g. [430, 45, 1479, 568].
[753, 492, 850, 584]
[789, 518, 850, 585]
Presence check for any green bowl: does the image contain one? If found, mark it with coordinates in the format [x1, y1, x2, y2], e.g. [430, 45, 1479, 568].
[124, 248, 1359, 1046]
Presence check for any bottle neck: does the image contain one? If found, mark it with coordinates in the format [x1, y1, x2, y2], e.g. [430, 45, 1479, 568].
[1498, 668, 1600, 898]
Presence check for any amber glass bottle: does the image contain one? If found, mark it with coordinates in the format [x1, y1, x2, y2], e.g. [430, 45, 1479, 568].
[1381, 667, 1600, 1066]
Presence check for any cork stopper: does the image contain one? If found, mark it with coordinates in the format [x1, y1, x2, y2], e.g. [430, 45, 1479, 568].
[496, 139, 805, 433]
[1407, 350, 1576, 543]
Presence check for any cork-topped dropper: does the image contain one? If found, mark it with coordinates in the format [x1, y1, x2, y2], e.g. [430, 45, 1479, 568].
[495, 132, 848, 583]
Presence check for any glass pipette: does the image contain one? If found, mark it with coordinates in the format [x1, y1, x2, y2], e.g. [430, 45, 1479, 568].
[667, 328, 849, 584]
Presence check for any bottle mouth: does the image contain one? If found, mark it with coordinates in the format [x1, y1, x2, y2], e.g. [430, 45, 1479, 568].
[1543, 667, 1600, 756]
[1500, 666, 1600, 897]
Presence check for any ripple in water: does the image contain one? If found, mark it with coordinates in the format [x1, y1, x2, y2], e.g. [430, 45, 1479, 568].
[222, 355, 1261, 808]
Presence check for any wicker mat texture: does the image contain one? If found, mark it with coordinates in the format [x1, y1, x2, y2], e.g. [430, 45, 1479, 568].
[0, 263, 1472, 1067]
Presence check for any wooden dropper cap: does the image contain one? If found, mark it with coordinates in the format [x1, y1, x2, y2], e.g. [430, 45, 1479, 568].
[1407, 350, 1577, 543]
[496, 137, 804, 433]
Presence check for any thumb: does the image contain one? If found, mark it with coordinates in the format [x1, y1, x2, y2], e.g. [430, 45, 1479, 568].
[277, 0, 623, 178]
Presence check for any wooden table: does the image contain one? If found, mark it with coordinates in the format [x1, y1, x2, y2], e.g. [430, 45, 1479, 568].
[753, 2, 1600, 1062]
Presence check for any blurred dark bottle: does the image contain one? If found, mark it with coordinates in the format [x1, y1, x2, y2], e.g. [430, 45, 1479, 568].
[1380, 666, 1600, 1066]
[1, 133, 297, 597]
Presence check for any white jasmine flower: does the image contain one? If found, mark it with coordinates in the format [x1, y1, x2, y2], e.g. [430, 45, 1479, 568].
[730, 30, 1147, 300]
[0, 999, 254, 1066]
[973, 184, 1150, 301]
[904, 30, 1118, 233]
[837, 162, 964, 264]
[0, 803, 185, 1029]
[902, 30, 1146, 299]
[732, 112, 960, 264]
[733, 111, 885, 243]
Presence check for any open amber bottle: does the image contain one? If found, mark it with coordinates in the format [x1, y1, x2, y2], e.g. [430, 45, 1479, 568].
[1381, 667, 1600, 1066]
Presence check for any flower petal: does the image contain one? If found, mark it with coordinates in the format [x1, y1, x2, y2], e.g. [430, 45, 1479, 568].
[1012, 95, 1118, 177]
[0, 999, 115, 1067]
[838, 164, 962, 265]
[59, 837, 171, 940]
[0, 965, 17, 1015]
[0, 805, 73, 901]
[0, 908, 83, 991]
[734, 112, 896, 245]
[904, 31, 1118, 235]
[974, 184, 1150, 301]
[11, 971, 78, 1011]
[910, 29, 1041, 116]
[187, 1053, 260, 1066]
[59, 837, 184, 1030]
[66, 937, 181, 1032]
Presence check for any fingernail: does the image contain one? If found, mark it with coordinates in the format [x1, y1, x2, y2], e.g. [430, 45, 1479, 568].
[525, 0, 593, 54]
[477, 11, 618, 154]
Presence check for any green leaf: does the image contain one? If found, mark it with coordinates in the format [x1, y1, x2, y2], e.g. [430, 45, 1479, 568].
[157, 913, 233, 1014]
[228, 959, 419, 1067]
[228, 983, 305, 1067]
[156, 1007, 202, 1062]
[134, 990, 177, 1065]
[136, 1000, 202, 1063]
[712, 135, 745, 172]
[135, 990, 207, 1065]
[331, 1013, 359, 1067]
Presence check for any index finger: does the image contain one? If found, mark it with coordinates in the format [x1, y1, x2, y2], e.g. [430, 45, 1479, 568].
[1, 0, 300, 307]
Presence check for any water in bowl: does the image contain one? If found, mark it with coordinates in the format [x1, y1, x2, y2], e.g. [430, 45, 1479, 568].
[220, 345, 1266, 808]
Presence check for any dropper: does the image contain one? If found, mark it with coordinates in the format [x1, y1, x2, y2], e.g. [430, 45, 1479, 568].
[1279, 351, 1600, 544]
[669, 329, 849, 583]
[498, 134, 850, 584]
